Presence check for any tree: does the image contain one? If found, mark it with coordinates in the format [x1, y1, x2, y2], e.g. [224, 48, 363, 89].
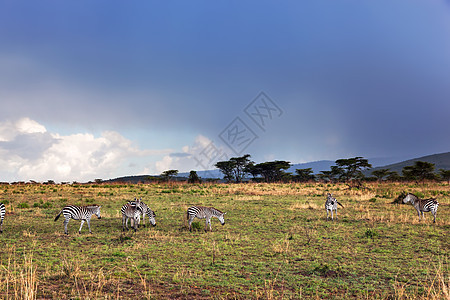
[385, 171, 401, 182]
[230, 154, 253, 183]
[439, 169, 450, 184]
[161, 169, 179, 182]
[318, 165, 344, 183]
[334, 157, 372, 183]
[253, 160, 291, 182]
[371, 169, 391, 182]
[244, 162, 260, 180]
[295, 168, 315, 182]
[402, 161, 436, 183]
[215, 154, 253, 183]
[188, 170, 201, 183]
[215, 160, 236, 183]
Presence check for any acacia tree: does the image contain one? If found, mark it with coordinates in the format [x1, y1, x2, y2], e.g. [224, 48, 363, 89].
[295, 168, 315, 182]
[402, 161, 435, 183]
[335, 157, 372, 182]
[318, 166, 343, 183]
[439, 169, 450, 184]
[161, 169, 179, 182]
[215, 154, 253, 183]
[253, 160, 291, 182]
[215, 160, 235, 183]
[371, 169, 391, 182]
[230, 154, 253, 183]
[188, 170, 201, 183]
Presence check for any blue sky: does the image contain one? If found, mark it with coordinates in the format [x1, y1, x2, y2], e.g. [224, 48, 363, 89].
[1, 1, 449, 182]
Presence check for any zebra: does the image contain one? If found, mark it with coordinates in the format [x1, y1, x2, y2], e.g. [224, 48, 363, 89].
[325, 193, 344, 221]
[0, 203, 5, 233]
[187, 206, 226, 232]
[54, 205, 102, 235]
[128, 198, 156, 227]
[121, 203, 142, 232]
[403, 193, 439, 223]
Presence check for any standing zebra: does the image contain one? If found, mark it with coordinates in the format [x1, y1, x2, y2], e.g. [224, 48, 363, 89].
[403, 193, 439, 223]
[325, 193, 344, 221]
[0, 203, 5, 233]
[128, 198, 156, 227]
[54, 205, 102, 235]
[187, 206, 226, 232]
[121, 203, 142, 232]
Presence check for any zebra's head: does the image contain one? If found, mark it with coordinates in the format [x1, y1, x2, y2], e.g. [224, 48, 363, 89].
[93, 205, 102, 219]
[403, 193, 416, 204]
[148, 210, 156, 227]
[218, 212, 226, 226]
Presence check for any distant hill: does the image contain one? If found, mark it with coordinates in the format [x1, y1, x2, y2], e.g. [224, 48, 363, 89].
[369, 152, 450, 175]
[288, 160, 335, 174]
[101, 153, 450, 183]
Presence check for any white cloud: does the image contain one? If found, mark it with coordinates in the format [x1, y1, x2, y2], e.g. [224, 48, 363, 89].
[154, 135, 229, 174]
[0, 118, 173, 182]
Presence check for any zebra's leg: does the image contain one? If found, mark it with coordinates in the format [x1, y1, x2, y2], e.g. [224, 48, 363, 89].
[133, 217, 138, 232]
[1, 219, 3, 233]
[188, 216, 194, 232]
[326, 210, 329, 221]
[125, 218, 129, 231]
[64, 218, 70, 235]
[87, 219, 92, 234]
[122, 215, 126, 231]
[79, 220, 85, 234]
[335, 209, 338, 221]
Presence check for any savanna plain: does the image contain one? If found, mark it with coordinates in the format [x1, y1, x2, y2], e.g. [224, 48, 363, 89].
[0, 182, 449, 299]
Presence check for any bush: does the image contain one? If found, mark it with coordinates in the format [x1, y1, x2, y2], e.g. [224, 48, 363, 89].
[18, 202, 29, 209]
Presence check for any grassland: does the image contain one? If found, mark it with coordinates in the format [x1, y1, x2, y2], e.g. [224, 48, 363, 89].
[0, 182, 449, 299]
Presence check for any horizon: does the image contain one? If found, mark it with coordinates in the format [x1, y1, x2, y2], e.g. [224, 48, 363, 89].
[1, 1, 450, 182]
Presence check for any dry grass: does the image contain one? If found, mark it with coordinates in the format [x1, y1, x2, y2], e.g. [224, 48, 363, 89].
[0, 181, 449, 299]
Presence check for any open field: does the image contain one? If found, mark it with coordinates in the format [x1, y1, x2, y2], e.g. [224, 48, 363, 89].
[0, 182, 449, 299]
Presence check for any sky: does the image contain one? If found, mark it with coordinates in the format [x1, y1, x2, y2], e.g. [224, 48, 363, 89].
[1, 0, 450, 182]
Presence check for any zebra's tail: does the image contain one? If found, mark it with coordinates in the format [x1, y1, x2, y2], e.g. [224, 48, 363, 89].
[186, 210, 189, 220]
[54, 210, 63, 221]
[337, 201, 344, 208]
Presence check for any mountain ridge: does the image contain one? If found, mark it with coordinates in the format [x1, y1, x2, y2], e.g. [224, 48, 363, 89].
[103, 152, 450, 183]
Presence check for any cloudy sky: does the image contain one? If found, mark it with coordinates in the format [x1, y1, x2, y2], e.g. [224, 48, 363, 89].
[1, 1, 449, 182]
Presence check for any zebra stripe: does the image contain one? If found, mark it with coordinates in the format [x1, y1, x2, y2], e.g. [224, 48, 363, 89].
[121, 203, 142, 232]
[403, 193, 439, 223]
[0, 203, 5, 233]
[54, 205, 102, 235]
[325, 193, 344, 221]
[187, 206, 226, 232]
[128, 198, 156, 227]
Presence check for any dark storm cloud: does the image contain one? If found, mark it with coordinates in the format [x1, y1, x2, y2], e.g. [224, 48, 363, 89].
[1, 0, 449, 164]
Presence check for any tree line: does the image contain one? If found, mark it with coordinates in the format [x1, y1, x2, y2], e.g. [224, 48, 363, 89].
[156, 154, 450, 185]
[211, 154, 450, 185]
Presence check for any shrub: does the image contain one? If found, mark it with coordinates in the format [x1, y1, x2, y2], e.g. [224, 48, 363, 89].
[18, 202, 30, 209]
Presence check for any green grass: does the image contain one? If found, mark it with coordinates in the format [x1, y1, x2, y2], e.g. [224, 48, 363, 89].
[0, 182, 449, 299]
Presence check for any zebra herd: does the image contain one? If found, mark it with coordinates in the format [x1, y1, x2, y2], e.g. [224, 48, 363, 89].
[0, 192, 441, 234]
[324, 192, 439, 223]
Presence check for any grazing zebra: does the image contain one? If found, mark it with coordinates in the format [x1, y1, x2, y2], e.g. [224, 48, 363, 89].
[121, 203, 142, 232]
[128, 198, 156, 227]
[325, 193, 344, 221]
[0, 203, 5, 233]
[403, 193, 439, 223]
[187, 206, 226, 232]
[54, 205, 102, 235]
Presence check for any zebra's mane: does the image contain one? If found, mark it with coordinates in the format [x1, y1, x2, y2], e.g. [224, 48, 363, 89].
[407, 193, 435, 201]
[210, 207, 223, 214]
[85, 205, 100, 208]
